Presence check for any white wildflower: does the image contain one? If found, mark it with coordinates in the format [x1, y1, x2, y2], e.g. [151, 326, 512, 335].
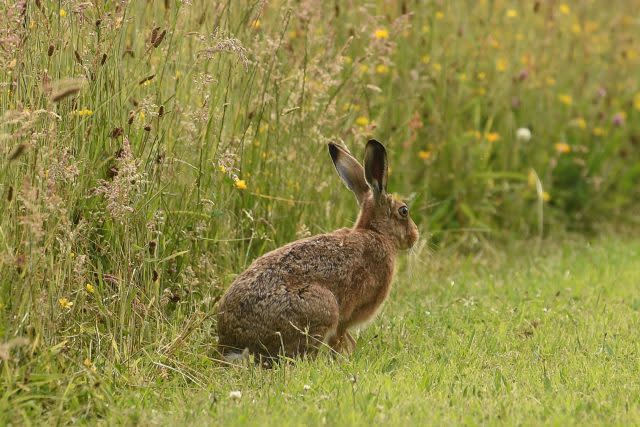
[516, 127, 532, 142]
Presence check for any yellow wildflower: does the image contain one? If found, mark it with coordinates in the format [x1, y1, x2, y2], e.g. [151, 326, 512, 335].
[219, 165, 227, 173]
[495, 58, 508, 72]
[432, 63, 442, 72]
[542, 192, 551, 202]
[570, 117, 587, 129]
[342, 56, 352, 64]
[546, 77, 556, 86]
[571, 24, 582, 34]
[71, 109, 91, 117]
[59, 8, 67, 17]
[558, 94, 573, 106]
[477, 72, 486, 80]
[422, 25, 430, 34]
[633, 93, 640, 111]
[359, 64, 369, 74]
[29, 21, 35, 29]
[554, 142, 571, 153]
[250, 19, 261, 30]
[83, 358, 97, 372]
[374, 28, 389, 40]
[421, 55, 430, 64]
[506, 9, 518, 18]
[458, 73, 467, 81]
[375, 64, 389, 74]
[355, 116, 370, 127]
[559, 4, 570, 15]
[485, 132, 501, 142]
[139, 111, 146, 121]
[418, 150, 432, 160]
[592, 127, 607, 136]
[477, 88, 486, 96]
[58, 297, 73, 309]
[435, 11, 444, 20]
[86, 283, 95, 294]
[585, 21, 599, 34]
[234, 179, 247, 190]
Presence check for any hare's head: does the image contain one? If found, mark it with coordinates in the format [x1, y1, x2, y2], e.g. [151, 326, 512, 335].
[329, 140, 419, 250]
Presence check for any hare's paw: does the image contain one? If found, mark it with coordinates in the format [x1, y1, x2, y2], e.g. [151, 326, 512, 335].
[329, 331, 356, 355]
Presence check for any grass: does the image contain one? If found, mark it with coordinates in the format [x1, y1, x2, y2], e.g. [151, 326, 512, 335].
[4, 234, 640, 425]
[2, 0, 640, 424]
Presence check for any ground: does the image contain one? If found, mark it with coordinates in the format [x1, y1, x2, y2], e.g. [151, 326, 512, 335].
[15, 235, 637, 426]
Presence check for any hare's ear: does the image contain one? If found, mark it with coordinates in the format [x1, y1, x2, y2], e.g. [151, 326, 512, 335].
[364, 139, 388, 199]
[328, 143, 369, 205]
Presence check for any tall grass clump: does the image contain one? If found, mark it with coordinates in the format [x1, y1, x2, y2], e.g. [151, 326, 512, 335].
[1, 0, 639, 421]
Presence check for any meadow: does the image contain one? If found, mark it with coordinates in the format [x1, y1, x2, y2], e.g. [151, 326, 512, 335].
[1, 0, 640, 424]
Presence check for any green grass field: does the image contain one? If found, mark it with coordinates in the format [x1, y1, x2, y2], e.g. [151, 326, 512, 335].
[3, 235, 640, 425]
[2, 0, 640, 424]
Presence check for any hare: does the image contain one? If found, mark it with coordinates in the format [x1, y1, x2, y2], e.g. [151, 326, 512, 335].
[215, 139, 419, 362]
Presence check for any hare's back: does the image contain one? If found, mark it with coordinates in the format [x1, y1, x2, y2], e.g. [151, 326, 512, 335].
[238, 230, 366, 288]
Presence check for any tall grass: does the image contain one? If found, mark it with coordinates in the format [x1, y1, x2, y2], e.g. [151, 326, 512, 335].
[1, 0, 639, 420]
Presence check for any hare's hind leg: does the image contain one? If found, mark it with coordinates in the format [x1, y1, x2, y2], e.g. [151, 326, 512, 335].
[276, 284, 339, 359]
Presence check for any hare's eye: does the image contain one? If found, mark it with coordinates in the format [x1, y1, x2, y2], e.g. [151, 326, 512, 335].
[398, 205, 409, 217]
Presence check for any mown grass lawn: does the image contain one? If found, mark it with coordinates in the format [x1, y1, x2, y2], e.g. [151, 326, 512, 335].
[17, 235, 634, 426]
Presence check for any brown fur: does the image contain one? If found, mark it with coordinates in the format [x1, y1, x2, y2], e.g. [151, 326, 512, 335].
[215, 140, 419, 361]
